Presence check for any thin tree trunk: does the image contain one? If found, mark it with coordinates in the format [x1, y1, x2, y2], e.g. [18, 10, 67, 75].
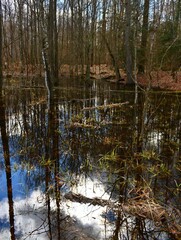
[104, 37, 122, 81]
[17, 0, 25, 72]
[48, 0, 58, 81]
[90, 0, 97, 66]
[125, 0, 134, 84]
[0, 0, 2, 89]
[40, 0, 53, 102]
[101, 0, 107, 63]
[138, 0, 150, 73]
[54, 0, 59, 81]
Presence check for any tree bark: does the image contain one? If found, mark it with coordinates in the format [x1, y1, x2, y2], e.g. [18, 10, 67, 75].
[125, 0, 134, 84]
[104, 36, 122, 82]
[0, 0, 2, 89]
[138, 0, 150, 73]
[17, 0, 25, 72]
[48, 0, 58, 81]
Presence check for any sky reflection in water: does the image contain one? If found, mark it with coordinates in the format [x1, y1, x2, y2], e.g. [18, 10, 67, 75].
[0, 171, 114, 240]
[0, 80, 181, 239]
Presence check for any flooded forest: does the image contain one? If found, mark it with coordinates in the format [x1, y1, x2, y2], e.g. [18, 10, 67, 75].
[0, 0, 181, 240]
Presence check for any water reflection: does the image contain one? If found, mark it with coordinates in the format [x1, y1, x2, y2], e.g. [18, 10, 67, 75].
[0, 79, 181, 239]
[0, 94, 15, 240]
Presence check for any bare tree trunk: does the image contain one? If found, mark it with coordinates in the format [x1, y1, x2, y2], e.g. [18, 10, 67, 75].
[85, 0, 90, 80]
[0, 0, 2, 88]
[138, 0, 150, 73]
[17, 0, 25, 73]
[51, 100, 61, 240]
[104, 37, 122, 82]
[90, 0, 97, 66]
[174, 0, 181, 36]
[100, 0, 107, 63]
[39, 0, 54, 111]
[54, 0, 59, 81]
[125, 0, 134, 84]
[48, 0, 58, 81]
[77, 0, 84, 76]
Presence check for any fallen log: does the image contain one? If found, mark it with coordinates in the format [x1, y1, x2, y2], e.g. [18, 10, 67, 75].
[64, 191, 181, 239]
[82, 101, 129, 111]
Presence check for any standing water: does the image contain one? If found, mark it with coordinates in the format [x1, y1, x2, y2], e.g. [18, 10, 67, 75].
[0, 78, 180, 240]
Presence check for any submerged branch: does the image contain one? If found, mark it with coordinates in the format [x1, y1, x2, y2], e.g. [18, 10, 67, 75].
[64, 191, 181, 239]
[64, 191, 113, 207]
[68, 122, 99, 129]
[82, 101, 129, 111]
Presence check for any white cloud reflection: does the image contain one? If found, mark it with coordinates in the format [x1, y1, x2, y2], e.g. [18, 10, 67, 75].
[0, 176, 114, 240]
[0, 189, 49, 240]
[62, 175, 114, 239]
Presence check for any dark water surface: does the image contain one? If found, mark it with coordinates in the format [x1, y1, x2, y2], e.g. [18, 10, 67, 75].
[0, 78, 180, 239]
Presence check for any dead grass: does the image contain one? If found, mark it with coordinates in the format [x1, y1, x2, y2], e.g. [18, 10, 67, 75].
[3, 64, 181, 91]
[138, 70, 181, 91]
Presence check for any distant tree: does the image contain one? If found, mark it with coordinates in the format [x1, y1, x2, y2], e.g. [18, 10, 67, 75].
[0, 0, 180, 84]
[138, 0, 150, 73]
[48, 0, 58, 81]
[17, 0, 25, 72]
[125, 0, 134, 84]
[90, 0, 97, 66]
[0, 0, 2, 89]
[100, 0, 107, 63]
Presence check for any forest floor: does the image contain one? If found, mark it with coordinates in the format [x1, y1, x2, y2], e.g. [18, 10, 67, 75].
[137, 70, 181, 91]
[87, 64, 181, 91]
[3, 64, 181, 91]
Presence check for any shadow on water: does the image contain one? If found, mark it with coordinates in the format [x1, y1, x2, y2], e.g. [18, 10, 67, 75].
[0, 78, 181, 239]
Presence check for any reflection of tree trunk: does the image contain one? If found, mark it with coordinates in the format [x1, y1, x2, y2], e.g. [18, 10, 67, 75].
[55, 161, 61, 240]
[112, 179, 124, 240]
[0, 95, 15, 240]
[134, 93, 146, 186]
[45, 94, 53, 240]
[45, 165, 52, 240]
[45, 88, 60, 239]
[112, 147, 128, 240]
[51, 100, 61, 240]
